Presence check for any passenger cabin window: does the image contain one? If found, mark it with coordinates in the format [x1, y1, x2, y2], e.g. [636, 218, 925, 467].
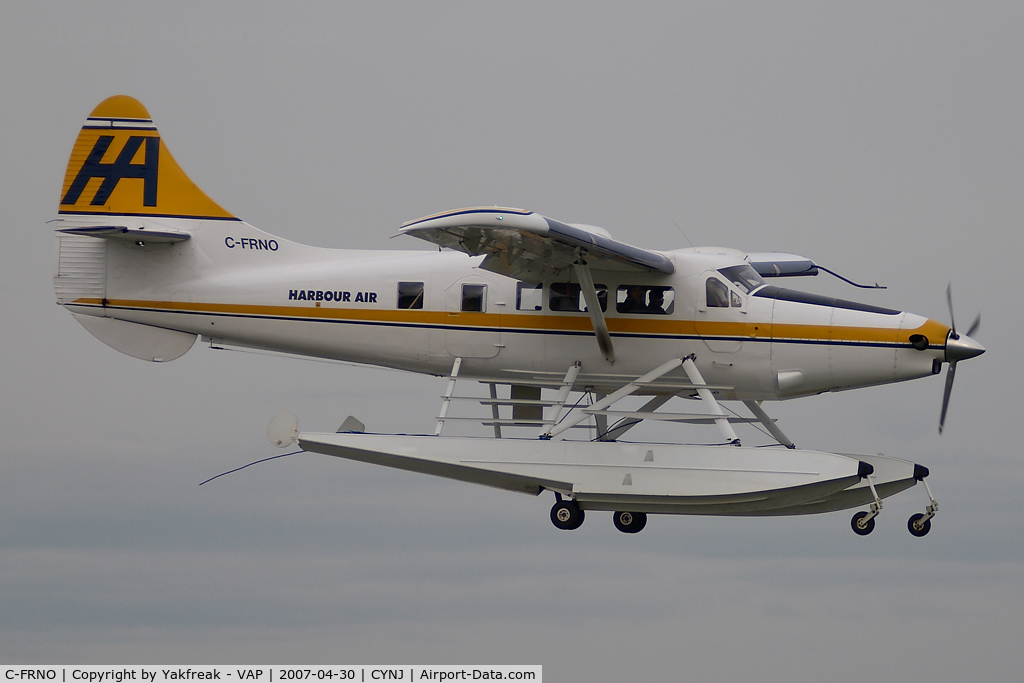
[461, 284, 486, 312]
[706, 278, 730, 308]
[549, 282, 608, 312]
[616, 285, 674, 314]
[517, 283, 543, 311]
[397, 282, 424, 309]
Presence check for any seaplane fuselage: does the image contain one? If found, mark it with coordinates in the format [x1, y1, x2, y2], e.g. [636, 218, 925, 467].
[56, 216, 953, 401]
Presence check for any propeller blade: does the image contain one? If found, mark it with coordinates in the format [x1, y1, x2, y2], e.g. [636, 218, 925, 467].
[939, 360, 957, 434]
[966, 313, 981, 339]
[946, 283, 958, 338]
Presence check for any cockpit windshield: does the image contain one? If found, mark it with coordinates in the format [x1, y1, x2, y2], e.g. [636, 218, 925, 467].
[718, 265, 766, 294]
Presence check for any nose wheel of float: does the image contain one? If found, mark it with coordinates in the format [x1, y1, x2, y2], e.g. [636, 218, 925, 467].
[908, 470, 938, 537]
[851, 509, 877, 535]
[908, 513, 932, 537]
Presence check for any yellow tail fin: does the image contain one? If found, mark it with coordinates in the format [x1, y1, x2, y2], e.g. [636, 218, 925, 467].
[59, 95, 236, 220]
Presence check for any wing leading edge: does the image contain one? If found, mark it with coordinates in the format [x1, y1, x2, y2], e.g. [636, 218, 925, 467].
[400, 207, 674, 283]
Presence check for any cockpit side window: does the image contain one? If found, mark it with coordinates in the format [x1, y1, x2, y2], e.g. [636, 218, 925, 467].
[718, 264, 766, 294]
[706, 278, 730, 308]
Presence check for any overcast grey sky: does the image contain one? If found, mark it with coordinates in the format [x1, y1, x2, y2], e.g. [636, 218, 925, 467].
[2, 2, 1022, 680]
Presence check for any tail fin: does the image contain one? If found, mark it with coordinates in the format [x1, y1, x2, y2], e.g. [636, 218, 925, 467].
[59, 95, 236, 220]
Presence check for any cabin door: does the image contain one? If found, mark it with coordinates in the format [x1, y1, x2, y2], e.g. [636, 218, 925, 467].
[445, 276, 502, 358]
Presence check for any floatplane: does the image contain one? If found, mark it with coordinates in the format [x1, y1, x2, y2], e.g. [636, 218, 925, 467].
[53, 96, 984, 536]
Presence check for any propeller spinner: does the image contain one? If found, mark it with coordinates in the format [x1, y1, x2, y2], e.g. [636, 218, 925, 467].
[939, 284, 984, 434]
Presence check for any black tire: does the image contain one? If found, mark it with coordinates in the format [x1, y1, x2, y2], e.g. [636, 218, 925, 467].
[613, 511, 647, 534]
[551, 501, 585, 530]
[908, 513, 932, 537]
[851, 511, 875, 536]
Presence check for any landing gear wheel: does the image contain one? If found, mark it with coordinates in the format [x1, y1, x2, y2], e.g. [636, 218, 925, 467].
[550, 500, 585, 530]
[612, 511, 647, 534]
[908, 513, 932, 537]
[851, 511, 875, 536]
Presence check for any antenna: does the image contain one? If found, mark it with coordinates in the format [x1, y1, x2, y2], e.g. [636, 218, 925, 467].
[670, 218, 695, 248]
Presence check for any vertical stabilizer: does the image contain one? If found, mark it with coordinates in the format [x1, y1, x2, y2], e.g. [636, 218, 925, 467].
[59, 95, 236, 221]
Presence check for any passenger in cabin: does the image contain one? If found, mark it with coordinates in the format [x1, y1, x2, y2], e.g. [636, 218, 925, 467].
[619, 286, 646, 314]
[647, 288, 667, 314]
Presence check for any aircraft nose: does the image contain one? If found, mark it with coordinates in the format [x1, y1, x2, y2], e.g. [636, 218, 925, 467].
[945, 332, 985, 362]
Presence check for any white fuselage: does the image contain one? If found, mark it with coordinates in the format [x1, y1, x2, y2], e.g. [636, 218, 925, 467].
[55, 217, 949, 400]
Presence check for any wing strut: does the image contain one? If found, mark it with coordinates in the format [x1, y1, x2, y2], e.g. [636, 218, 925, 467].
[742, 400, 795, 448]
[572, 258, 615, 363]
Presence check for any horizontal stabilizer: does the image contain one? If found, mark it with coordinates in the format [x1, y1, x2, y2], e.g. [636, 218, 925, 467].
[58, 225, 190, 243]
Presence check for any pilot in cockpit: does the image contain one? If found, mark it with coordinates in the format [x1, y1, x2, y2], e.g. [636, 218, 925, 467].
[707, 278, 730, 308]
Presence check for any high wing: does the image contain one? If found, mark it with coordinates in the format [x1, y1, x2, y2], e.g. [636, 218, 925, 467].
[400, 207, 674, 283]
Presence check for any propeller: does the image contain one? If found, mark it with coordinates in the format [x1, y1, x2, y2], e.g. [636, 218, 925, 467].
[939, 284, 983, 434]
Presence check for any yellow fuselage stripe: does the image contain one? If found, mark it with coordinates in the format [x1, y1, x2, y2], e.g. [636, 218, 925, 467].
[73, 298, 949, 346]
